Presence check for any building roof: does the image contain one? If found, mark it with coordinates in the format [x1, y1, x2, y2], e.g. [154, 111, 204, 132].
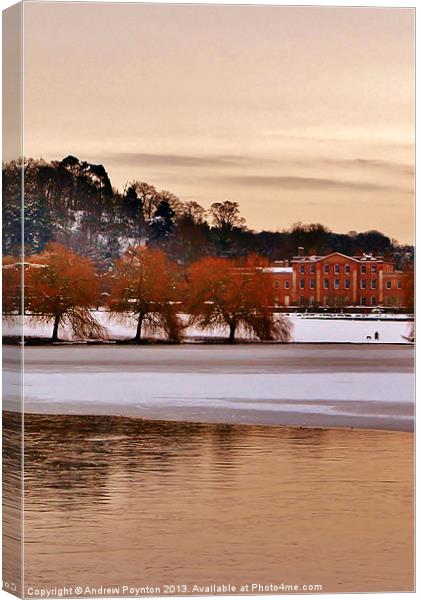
[265, 266, 293, 274]
[291, 251, 393, 264]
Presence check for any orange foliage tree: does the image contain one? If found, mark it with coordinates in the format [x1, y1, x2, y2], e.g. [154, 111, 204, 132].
[26, 242, 104, 341]
[186, 254, 292, 343]
[107, 246, 183, 342]
[2, 256, 22, 316]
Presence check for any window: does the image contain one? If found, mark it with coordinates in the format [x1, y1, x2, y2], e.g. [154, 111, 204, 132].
[371, 296, 377, 306]
[274, 280, 280, 289]
[345, 279, 350, 289]
[324, 264, 329, 274]
[371, 279, 376, 289]
[397, 281, 402, 289]
[300, 265, 305, 274]
[324, 279, 329, 289]
[371, 265, 377, 273]
[361, 265, 366, 274]
[309, 278, 315, 289]
[345, 264, 350, 274]
[334, 279, 340, 289]
[361, 296, 367, 305]
[274, 296, 280, 306]
[300, 279, 305, 289]
[309, 296, 315, 306]
[310, 264, 315, 274]
[284, 281, 290, 289]
[335, 263, 340, 273]
[344, 296, 349, 305]
[361, 279, 366, 289]
[386, 280, 392, 289]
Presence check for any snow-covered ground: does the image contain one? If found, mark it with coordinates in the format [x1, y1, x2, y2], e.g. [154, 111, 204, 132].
[291, 315, 412, 343]
[3, 312, 414, 344]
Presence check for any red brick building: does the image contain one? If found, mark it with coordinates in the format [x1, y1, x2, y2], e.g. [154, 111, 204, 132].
[267, 251, 406, 308]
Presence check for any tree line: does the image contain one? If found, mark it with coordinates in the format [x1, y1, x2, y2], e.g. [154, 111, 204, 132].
[3, 243, 292, 344]
[2, 156, 413, 269]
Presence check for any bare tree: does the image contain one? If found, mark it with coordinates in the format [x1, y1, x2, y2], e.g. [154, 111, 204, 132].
[183, 201, 207, 225]
[208, 201, 246, 231]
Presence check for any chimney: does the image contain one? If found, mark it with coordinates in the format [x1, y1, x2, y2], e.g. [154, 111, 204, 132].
[298, 246, 304, 257]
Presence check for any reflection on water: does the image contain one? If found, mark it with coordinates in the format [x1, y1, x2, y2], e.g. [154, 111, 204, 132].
[5, 413, 414, 594]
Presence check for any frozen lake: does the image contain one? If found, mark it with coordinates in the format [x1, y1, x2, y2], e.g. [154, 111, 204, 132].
[5, 344, 414, 431]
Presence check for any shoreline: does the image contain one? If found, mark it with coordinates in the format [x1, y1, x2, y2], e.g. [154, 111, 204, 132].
[2, 336, 413, 346]
[4, 409, 415, 435]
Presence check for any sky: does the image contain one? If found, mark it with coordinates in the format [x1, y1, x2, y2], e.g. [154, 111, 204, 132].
[21, 2, 414, 243]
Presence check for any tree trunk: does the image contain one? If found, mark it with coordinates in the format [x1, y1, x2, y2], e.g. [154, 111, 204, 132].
[52, 314, 61, 341]
[134, 313, 144, 343]
[228, 322, 236, 344]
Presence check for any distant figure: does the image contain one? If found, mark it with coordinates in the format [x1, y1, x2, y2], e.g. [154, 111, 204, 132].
[374, 331, 380, 341]
[366, 335, 372, 341]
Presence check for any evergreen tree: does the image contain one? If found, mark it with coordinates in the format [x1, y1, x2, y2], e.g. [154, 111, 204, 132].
[148, 199, 175, 242]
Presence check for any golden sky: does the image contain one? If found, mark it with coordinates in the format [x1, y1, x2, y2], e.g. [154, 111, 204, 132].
[22, 2, 414, 243]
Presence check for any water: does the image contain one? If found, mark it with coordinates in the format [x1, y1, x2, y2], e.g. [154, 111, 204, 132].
[5, 413, 414, 595]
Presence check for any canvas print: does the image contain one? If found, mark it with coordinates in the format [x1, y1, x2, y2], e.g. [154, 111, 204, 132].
[2, 1, 415, 597]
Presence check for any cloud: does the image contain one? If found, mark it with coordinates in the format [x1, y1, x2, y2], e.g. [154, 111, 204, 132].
[104, 151, 413, 178]
[85, 152, 413, 197]
[263, 157, 413, 177]
[222, 174, 413, 193]
[104, 152, 253, 169]
[352, 158, 414, 176]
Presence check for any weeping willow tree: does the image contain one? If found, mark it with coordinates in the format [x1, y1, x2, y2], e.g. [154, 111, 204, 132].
[25, 242, 105, 341]
[107, 246, 184, 343]
[186, 254, 292, 343]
